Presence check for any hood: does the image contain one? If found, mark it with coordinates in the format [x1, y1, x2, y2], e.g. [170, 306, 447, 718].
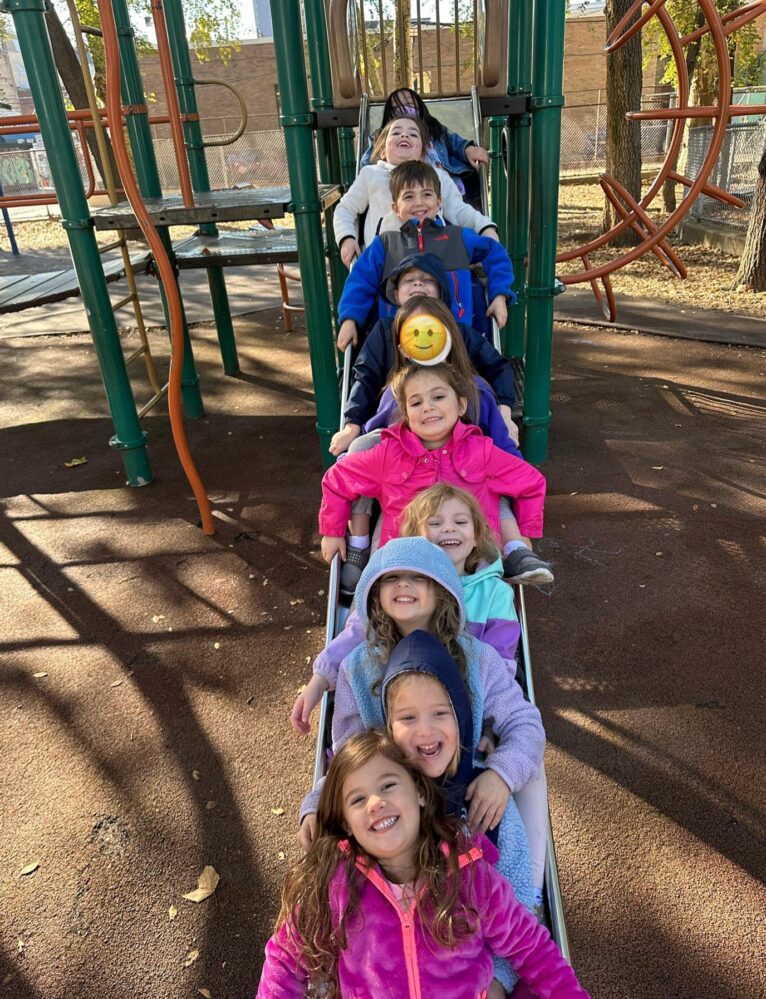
[461, 555, 504, 591]
[380, 629, 475, 799]
[382, 250, 453, 307]
[355, 537, 466, 632]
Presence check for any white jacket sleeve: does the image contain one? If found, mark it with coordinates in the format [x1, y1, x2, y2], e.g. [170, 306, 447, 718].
[333, 168, 374, 245]
[437, 167, 495, 233]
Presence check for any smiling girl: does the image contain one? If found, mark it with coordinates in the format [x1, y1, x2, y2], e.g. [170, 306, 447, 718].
[258, 730, 590, 999]
[318, 362, 546, 565]
[333, 117, 496, 267]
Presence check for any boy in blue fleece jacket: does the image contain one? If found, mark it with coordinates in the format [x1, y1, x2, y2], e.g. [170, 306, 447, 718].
[336, 160, 514, 351]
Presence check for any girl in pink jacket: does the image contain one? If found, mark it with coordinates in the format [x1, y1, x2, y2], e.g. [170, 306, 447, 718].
[257, 730, 589, 999]
[319, 363, 547, 567]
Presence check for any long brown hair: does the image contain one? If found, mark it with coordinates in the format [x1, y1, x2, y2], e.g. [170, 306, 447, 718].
[371, 116, 431, 163]
[391, 297, 480, 422]
[275, 731, 478, 997]
[400, 484, 500, 574]
[366, 574, 467, 680]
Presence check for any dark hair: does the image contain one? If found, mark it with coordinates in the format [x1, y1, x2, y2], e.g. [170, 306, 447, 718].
[370, 116, 431, 164]
[389, 161, 442, 202]
[381, 87, 448, 144]
[391, 296, 480, 423]
[275, 730, 477, 998]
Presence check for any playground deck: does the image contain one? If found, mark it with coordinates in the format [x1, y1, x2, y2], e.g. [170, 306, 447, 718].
[1, 311, 764, 999]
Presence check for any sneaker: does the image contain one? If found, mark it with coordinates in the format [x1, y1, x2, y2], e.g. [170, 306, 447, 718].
[340, 544, 371, 595]
[502, 548, 554, 585]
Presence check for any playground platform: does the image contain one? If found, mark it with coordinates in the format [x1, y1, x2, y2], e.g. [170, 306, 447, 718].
[0, 310, 764, 999]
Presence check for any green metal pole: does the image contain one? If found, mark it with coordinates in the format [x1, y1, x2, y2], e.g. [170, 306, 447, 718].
[1, 0, 152, 486]
[524, 0, 566, 464]
[488, 116, 508, 248]
[338, 127, 357, 188]
[303, 0, 346, 314]
[269, 0, 340, 467]
[110, 0, 204, 418]
[506, 0, 533, 360]
[162, 0, 239, 376]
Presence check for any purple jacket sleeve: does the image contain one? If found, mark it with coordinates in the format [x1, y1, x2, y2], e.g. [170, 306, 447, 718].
[477, 381, 523, 458]
[478, 640, 545, 793]
[256, 923, 309, 998]
[477, 860, 591, 997]
[313, 612, 366, 688]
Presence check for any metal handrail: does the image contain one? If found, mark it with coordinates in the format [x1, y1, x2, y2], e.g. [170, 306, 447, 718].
[517, 586, 571, 960]
[195, 78, 249, 147]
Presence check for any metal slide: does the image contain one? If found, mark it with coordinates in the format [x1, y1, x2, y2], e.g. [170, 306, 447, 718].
[312, 102, 570, 958]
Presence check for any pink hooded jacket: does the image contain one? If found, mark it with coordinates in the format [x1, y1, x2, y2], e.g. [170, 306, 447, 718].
[319, 420, 546, 545]
[256, 837, 589, 999]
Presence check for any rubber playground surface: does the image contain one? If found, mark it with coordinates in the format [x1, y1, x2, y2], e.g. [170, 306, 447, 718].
[0, 311, 764, 998]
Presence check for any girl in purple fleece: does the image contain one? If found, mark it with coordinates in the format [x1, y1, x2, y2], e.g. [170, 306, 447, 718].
[257, 730, 589, 999]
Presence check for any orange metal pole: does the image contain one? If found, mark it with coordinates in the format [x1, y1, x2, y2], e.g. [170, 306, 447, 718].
[148, 0, 195, 207]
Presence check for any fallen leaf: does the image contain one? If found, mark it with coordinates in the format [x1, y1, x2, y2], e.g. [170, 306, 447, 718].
[17, 938, 24, 955]
[182, 865, 220, 903]
[289, 599, 304, 606]
[277, 850, 286, 860]
[151, 614, 166, 624]
[64, 456, 88, 467]
[192, 770, 201, 781]
[168, 905, 177, 921]
[692, 504, 699, 511]
[638, 584, 646, 589]
[317, 590, 325, 596]
[20, 862, 39, 877]
[198, 990, 212, 998]
[33, 671, 48, 678]
[262, 579, 269, 586]
[655, 552, 663, 556]
[205, 800, 218, 811]
[271, 807, 285, 816]
[182, 948, 200, 968]
[213, 642, 220, 650]
[651, 466, 664, 470]
[710, 503, 718, 509]
[110, 680, 123, 688]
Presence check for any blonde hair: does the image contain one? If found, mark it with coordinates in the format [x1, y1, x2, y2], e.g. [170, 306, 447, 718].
[391, 296, 480, 422]
[366, 575, 467, 681]
[371, 116, 430, 163]
[400, 484, 499, 573]
[275, 731, 477, 997]
[385, 672, 461, 778]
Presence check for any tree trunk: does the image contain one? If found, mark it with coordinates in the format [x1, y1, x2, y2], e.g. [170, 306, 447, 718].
[663, 7, 704, 214]
[43, 6, 118, 188]
[392, 0, 411, 88]
[735, 141, 766, 291]
[601, 0, 643, 246]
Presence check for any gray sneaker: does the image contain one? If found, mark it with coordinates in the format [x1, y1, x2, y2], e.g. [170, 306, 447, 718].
[502, 548, 554, 585]
[340, 544, 371, 595]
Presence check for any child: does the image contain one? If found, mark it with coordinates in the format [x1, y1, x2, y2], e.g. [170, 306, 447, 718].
[360, 86, 490, 197]
[331, 257, 518, 450]
[336, 160, 510, 348]
[259, 730, 590, 998]
[334, 118, 497, 269]
[319, 363, 547, 576]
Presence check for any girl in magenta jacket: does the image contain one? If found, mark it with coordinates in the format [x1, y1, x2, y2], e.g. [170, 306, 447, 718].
[319, 363, 547, 564]
[257, 730, 589, 999]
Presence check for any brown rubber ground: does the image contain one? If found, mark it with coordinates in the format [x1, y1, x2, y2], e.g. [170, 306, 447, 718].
[0, 314, 764, 999]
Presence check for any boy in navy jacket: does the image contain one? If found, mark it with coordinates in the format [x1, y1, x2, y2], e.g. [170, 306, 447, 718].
[336, 161, 514, 351]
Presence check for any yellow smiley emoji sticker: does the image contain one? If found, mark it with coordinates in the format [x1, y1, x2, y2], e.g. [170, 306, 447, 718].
[398, 312, 452, 366]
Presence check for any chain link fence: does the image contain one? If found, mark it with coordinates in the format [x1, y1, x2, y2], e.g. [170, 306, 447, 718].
[560, 93, 674, 176]
[683, 119, 765, 230]
[153, 129, 290, 194]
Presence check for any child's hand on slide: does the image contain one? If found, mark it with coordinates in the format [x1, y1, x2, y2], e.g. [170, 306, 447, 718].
[499, 405, 519, 445]
[290, 675, 330, 734]
[337, 320, 358, 350]
[321, 536, 347, 563]
[298, 814, 318, 852]
[487, 294, 508, 329]
[330, 423, 361, 456]
[466, 144, 490, 168]
[340, 239, 360, 268]
[465, 769, 511, 834]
